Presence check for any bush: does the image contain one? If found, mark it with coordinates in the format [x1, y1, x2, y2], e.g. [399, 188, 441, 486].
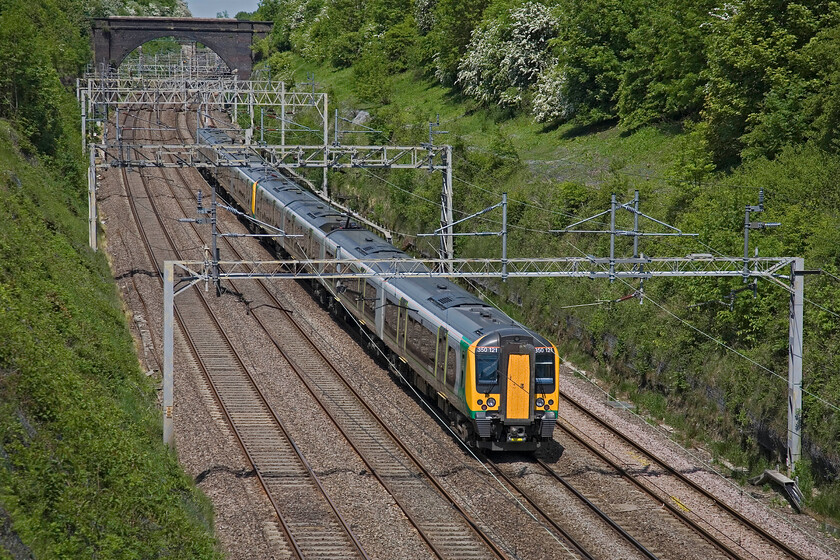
[457, 1, 557, 108]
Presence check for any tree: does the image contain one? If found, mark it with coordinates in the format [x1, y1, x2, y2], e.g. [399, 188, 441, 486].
[0, 0, 88, 159]
[550, 0, 644, 124]
[429, 0, 490, 85]
[703, 1, 838, 165]
[617, 0, 715, 130]
[457, 1, 557, 108]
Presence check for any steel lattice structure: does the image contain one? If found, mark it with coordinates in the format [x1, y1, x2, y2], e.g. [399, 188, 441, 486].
[79, 76, 326, 111]
[79, 74, 455, 265]
[78, 74, 805, 471]
[165, 256, 797, 282]
[92, 142, 450, 171]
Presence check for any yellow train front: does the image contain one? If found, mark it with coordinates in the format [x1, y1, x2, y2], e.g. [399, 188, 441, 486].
[463, 329, 559, 451]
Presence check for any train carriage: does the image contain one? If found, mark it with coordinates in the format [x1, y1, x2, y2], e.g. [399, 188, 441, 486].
[198, 127, 558, 451]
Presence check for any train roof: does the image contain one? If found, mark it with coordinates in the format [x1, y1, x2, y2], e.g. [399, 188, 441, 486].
[328, 228, 530, 344]
[197, 128, 552, 348]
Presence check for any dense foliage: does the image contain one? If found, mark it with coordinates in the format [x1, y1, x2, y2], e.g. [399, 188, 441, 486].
[250, 0, 840, 518]
[253, 0, 840, 166]
[0, 0, 220, 555]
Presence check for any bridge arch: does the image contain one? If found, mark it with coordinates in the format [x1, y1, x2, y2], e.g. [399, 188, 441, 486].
[92, 17, 272, 79]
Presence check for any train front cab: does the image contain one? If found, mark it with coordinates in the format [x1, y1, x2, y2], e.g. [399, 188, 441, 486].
[467, 330, 559, 451]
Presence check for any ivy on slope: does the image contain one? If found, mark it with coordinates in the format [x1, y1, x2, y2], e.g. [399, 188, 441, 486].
[0, 121, 221, 558]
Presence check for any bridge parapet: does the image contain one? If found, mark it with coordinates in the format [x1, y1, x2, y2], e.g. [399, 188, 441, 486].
[91, 17, 272, 79]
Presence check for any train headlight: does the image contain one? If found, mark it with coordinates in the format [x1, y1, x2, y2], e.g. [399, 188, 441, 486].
[486, 397, 497, 408]
[535, 397, 545, 408]
[477, 399, 483, 406]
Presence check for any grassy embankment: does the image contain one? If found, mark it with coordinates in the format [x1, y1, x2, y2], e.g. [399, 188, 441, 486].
[277, 58, 840, 523]
[0, 120, 221, 558]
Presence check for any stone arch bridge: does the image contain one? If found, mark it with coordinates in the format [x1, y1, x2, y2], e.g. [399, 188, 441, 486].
[91, 17, 272, 79]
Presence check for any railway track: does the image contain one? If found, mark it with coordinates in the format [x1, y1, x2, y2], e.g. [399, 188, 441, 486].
[108, 107, 514, 559]
[166, 110, 517, 559]
[553, 388, 809, 560]
[104, 105, 823, 560]
[482, 453, 658, 559]
[175, 108, 806, 559]
[116, 108, 369, 559]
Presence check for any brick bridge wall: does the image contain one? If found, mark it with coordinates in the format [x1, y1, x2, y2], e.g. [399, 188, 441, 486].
[92, 17, 272, 79]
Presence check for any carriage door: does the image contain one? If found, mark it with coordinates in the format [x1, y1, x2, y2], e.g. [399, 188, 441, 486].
[435, 327, 448, 381]
[396, 298, 409, 350]
[501, 342, 535, 422]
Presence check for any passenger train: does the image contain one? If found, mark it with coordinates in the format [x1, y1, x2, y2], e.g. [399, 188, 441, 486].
[197, 127, 559, 451]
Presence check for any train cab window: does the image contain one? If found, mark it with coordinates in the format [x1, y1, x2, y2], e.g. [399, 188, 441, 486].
[535, 351, 556, 393]
[475, 351, 499, 392]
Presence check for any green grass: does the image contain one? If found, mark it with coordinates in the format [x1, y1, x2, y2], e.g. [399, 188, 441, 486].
[0, 120, 221, 558]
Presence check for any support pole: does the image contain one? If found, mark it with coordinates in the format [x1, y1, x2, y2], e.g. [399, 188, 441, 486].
[743, 204, 752, 281]
[81, 93, 87, 153]
[609, 194, 616, 281]
[233, 77, 238, 127]
[246, 84, 254, 145]
[440, 145, 454, 272]
[787, 257, 804, 470]
[115, 106, 122, 163]
[281, 80, 286, 146]
[88, 148, 97, 251]
[163, 261, 174, 447]
[632, 190, 640, 258]
[322, 93, 329, 197]
[211, 185, 220, 295]
[502, 192, 508, 281]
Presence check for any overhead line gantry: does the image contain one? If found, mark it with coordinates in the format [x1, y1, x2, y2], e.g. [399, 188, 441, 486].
[80, 72, 809, 472]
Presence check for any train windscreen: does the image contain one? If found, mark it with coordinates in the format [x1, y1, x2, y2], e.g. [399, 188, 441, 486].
[475, 350, 499, 392]
[535, 349, 555, 393]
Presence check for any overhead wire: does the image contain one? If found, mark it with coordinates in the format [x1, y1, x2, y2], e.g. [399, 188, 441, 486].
[357, 142, 840, 356]
[268, 230, 578, 557]
[612, 275, 840, 415]
[458, 240, 837, 552]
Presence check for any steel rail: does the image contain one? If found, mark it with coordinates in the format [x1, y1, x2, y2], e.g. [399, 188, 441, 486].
[112, 227, 162, 376]
[174, 111, 506, 560]
[556, 390, 807, 560]
[118, 108, 368, 560]
[116, 109, 314, 559]
[224, 254, 506, 560]
[478, 455, 598, 560]
[176, 110, 507, 559]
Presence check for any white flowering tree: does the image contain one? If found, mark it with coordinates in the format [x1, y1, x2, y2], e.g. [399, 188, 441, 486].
[456, 1, 557, 108]
[532, 61, 575, 123]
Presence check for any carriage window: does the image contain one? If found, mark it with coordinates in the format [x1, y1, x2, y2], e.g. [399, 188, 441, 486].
[446, 346, 456, 387]
[344, 278, 363, 311]
[363, 281, 377, 320]
[383, 299, 398, 338]
[406, 315, 436, 370]
[535, 351, 556, 393]
[324, 248, 334, 274]
[475, 351, 499, 391]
